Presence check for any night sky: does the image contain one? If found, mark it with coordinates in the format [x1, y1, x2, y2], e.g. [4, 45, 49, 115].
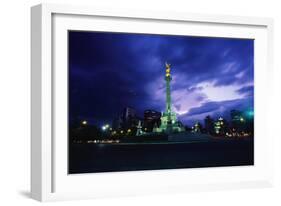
[69, 31, 254, 126]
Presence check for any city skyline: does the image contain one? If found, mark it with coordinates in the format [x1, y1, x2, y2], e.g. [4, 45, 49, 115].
[69, 31, 254, 126]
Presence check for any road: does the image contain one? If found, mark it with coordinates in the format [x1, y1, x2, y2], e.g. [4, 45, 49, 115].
[69, 138, 254, 174]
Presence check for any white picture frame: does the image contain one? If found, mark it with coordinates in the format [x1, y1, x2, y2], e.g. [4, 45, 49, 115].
[31, 3, 274, 202]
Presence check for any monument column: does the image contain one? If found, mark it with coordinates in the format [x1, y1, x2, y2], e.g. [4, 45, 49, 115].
[165, 62, 172, 127]
[154, 62, 185, 133]
[165, 62, 172, 114]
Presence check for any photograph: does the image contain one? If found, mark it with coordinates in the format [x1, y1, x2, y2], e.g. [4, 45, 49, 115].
[68, 31, 254, 174]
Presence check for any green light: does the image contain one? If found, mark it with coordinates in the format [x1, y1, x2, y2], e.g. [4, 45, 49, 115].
[247, 110, 254, 117]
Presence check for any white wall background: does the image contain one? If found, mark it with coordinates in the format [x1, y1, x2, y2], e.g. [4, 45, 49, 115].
[0, 0, 280, 205]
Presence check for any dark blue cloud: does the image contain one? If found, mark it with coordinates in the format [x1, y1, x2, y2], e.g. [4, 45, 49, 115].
[236, 85, 254, 97]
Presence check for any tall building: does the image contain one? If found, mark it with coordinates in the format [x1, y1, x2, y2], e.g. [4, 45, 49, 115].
[230, 109, 245, 132]
[122, 107, 141, 130]
[143, 109, 161, 132]
[204, 115, 214, 134]
[123, 107, 136, 121]
[112, 107, 141, 131]
[112, 116, 123, 130]
[153, 63, 185, 133]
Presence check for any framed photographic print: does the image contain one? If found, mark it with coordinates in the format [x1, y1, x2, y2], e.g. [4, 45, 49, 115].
[31, 3, 274, 201]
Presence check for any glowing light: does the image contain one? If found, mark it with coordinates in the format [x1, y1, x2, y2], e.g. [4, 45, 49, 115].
[102, 124, 110, 131]
[247, 110, 254, 117]
[240, 117, 245, 122]
[82, 120, 87, 125]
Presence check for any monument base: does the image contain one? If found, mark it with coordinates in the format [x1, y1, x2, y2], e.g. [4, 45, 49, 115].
[153, 111, 185, 134]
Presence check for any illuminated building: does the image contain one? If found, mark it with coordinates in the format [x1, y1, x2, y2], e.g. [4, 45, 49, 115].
[153, 63, 185, 133]
[214, 117, 223, 135]
[230, 109, 246, 132]
[214, 117, 229, 135]
[193, 122, 202, 133]
[231, 110, 243, 122]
